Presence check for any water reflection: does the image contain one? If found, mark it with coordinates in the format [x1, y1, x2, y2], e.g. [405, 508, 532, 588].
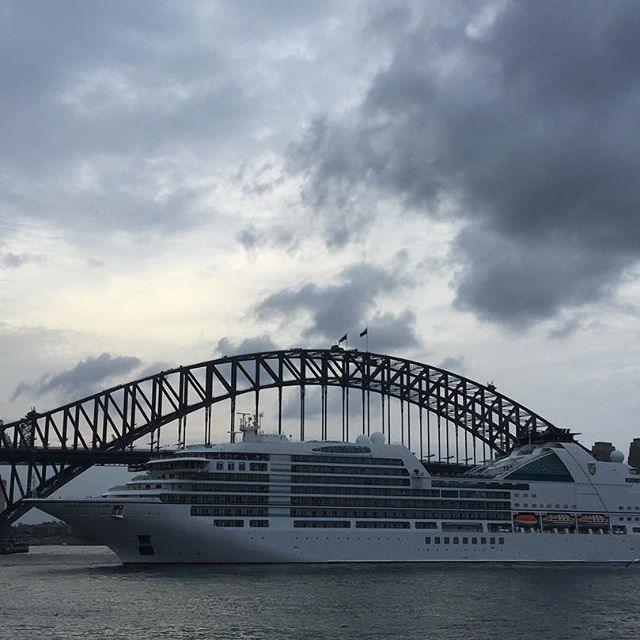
[2, 547, 639, 640]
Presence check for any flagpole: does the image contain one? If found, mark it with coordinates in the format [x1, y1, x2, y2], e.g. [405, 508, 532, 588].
[359, 327, 368, 352]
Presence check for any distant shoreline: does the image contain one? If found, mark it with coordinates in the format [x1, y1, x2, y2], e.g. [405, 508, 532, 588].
[8, 522, 93, 546]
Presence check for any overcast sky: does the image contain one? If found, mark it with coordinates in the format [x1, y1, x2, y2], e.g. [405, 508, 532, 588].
[2, 0, 640, 464]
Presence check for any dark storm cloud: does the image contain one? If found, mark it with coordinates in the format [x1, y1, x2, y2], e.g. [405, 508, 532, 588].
[452, 226, 629, 325]
[0, 1, 227, 233]
[0, 0, 348, 237]
[291, 0, 640, 327]
[255, 261, 419, 349]
[12, 352, 142, 401]
[287, 117, 373, 248]
[365, 310, 419, 353]
[215, 335, 279, 357]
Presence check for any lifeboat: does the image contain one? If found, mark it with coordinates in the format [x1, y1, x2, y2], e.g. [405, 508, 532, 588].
[578, 514, 609, 526]
[513, 513, 538, 526]
[542, 513, 575, 525]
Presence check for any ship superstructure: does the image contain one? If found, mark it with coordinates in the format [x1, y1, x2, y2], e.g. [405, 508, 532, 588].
[30, 420, 640, 563]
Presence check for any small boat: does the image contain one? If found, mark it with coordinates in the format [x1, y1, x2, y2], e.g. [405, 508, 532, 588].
[578, 514, 609, 526]
[513, 513, 538, 526]
[542, 513, 575, 525]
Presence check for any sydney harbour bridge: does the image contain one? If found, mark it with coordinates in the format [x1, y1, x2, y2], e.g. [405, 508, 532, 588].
[0, 348, 559, 527]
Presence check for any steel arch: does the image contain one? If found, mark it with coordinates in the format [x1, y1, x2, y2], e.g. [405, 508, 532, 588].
[0, 348, 557, 526]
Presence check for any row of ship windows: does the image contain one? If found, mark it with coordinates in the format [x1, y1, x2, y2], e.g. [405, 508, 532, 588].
[201, 515, 639, 533]
[206, 521, 594, 537]
[289, 509, 511, 520]
[311, 446, 372, 454]
[203, 520, 431, 529]
[150, 461, 205, 470]
[153, 473, 269, 483]
[291, 486, 507, 499]
[138, 481, 496, 498]
[154, 493, 510, 509]
[168, 495, 269, 504]
[174, 498, 513, 521]
[213, 462, 268, 472]
[198, 518, 436, 529]
[163, 495, 270, 504]
[150, 484, 271, 493]
[432, 480, 529, 491]
[173, 452, 269, 461]
[153, 473, 416, 486]
[425, 536, 505, 545]
[167, 453, 411, 467]
[514, 503, 577, 509]
[292, 476, 409, 486]
[191, 507, 269, 517]
[160, 492, 509, 510]
[157, 484, 269, 493]
[440, 490, 511, 499]
[125, 491, 640, 524]
[291, 455, 405, 466]
[511, 505, 640, 513]
[290, 498, 511, 510]
[211, 520, 269, 527]
[182, 513, 640, 536]
[292, 486, 440, 497]
[166, 494, 640, 527]
[202, 517, 454, 530]
[134, 481, 513, 501]
[147, 473, 528, 496]
[156, 483, 439, 496]
[294, 521, 412, 529]
[160, 487, 472, 502]
[290, 465, 408, 476]
[169, 497, 510, 520]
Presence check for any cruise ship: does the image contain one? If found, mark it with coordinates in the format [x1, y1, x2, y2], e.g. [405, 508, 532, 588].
[29, 418, 640, 563]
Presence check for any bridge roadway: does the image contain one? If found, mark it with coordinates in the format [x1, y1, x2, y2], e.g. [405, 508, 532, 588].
[0, 447, 151, 466]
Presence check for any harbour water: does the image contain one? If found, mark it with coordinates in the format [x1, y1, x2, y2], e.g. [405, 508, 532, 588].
[1, 546, 639, 640]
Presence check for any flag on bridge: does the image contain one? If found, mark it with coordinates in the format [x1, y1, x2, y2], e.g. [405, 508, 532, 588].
[359, 328, 368, 337]
[338, 333, 348, 344]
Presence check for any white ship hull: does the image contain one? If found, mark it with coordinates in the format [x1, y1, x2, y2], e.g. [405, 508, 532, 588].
[32, 499, 640, 564]
[28, 427, 640, 564]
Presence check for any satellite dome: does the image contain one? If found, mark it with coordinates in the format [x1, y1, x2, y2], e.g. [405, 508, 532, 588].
[610, 450, 625, 463]
[355, 434, 371, 446]
[370, 431, 385, 445]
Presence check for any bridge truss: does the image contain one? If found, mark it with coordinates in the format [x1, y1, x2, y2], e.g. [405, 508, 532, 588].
[0, 348, 557, 526]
